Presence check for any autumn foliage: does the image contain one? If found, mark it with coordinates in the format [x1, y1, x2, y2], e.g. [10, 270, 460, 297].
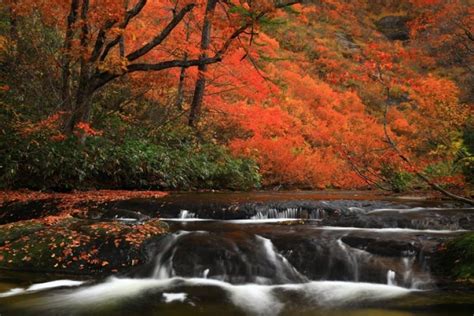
[0, 0, 472, 191]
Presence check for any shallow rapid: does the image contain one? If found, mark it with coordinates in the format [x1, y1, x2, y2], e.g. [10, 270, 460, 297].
[0, 192, 473, 315]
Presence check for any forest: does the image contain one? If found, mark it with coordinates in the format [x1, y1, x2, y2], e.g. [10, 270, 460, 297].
[0, 1, 474, 315]
[0, 0, 472, 195]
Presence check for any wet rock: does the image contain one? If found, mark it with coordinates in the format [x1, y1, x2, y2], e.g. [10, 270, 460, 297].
[321, 208, 474, 230]
[133, 231, 308, 284]
[109, 198, 402, 220]
[375, 16, 410, 41]
[87, 208, 150, 223]
[341, 236, 420, 257]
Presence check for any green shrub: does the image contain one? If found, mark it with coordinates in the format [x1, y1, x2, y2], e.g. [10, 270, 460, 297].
[380, 165, 414, 192]
[0, 120, 261, 191]
[434, 233, 474, 281]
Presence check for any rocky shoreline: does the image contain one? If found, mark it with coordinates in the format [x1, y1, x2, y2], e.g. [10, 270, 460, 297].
[0, 191, 472, 287]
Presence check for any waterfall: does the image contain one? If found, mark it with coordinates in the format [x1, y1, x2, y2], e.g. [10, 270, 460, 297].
[256, 236, 307, 283]
[251, 207, 328, 220]
[309, 208, 326, 219]
[152, 231, 191, 279]
[1, 194, 471, 316]
[336, 239, 369, 282]
[179, 210, 196, 219]
[387, 270, 396, 286]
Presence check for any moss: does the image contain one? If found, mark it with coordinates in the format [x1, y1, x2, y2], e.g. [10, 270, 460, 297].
[449, 233, 474, 280]
[0, 219, 45, 246]
[434, 232, 474, 282]
[0, 217, 168, 275]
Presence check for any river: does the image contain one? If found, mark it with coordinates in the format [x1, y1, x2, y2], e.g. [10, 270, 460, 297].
[0, 191, 473, 315]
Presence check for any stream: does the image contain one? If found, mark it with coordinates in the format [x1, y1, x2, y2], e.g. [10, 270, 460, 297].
[0, 191, 473, 315]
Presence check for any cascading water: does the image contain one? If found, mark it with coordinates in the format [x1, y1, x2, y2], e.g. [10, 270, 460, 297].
[336, 238, 366, 282]
[1, 194, 472, 316]
[179, 210, 196, 219]
[152, 231, 191, 279]
[387, 270, 396, 286]
[255, 236, 307, 284]
[251, 207, 327, 220]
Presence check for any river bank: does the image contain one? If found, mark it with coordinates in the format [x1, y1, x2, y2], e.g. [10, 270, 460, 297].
[0, 190, 473, 315]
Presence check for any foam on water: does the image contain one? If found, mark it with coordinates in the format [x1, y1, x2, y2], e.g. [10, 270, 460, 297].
[0, 288, 25, 298]
[280, 280, 412, 307]
[27, 280, 85, 291]
[2, 277, 413, 315]
[0, 280, 84, 298]
[163, 292, 187, 303]
[14, 277, 412, 315]
[161, 218, 213, 222]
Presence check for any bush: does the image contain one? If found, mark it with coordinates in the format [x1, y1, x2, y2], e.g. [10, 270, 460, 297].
[0, 117, 261, 191]
[380, 165, 414, 192]
[433, 233, 474, 281]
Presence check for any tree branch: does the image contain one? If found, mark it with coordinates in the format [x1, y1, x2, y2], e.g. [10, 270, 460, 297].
[97, 0, 148, 62]
[126, 3, 195, 62]
[382, 94, 474, 205]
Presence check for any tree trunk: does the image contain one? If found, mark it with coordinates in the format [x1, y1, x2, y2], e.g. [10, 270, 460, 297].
[175, 20, 190, 110]
[119, 36, 125, 57]
[9, 1, 18, 44]
[188, 0, 217, 128]
[61, 0, 80, 109]
[175, 53, 187, 110]
[63, 0, 91, 135]
[64, 88, 92, 134]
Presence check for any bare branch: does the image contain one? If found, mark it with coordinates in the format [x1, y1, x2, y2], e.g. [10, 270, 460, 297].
[126, 3, 195, 62]
[382, 92, 474, 205]
[96, 0, 148, 62]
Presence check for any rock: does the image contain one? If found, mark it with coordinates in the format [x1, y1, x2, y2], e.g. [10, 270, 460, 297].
[335, 32, 360, 53]
[0, 217, 168, 275]
[87, 208, 151, 223]
[375, 16, 410, 41]
[341, 236, 420, 257]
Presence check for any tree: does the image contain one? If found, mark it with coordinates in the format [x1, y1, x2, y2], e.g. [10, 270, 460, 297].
[5, 0, 300, 134]
[409, 0, 474, 102]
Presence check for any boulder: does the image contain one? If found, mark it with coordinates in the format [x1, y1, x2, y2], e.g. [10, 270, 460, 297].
[0, 217, 168, 275]
[375, 16, 410, 41]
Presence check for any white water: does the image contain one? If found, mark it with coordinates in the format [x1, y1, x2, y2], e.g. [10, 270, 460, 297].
[251, 208, 327, 220]
[8, 277, 412, 315]
[152, 231, 190, 279]
[163, 292, 187, 303]
[256, 235, 306, 283]
[387, 270, 396, 286]
[179, 210, 196, 219]
[336, 239, 371, 282]
[162, 218, 213, 222]
[0, 280, 84, 298]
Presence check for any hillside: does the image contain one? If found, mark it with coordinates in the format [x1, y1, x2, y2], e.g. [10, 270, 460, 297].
[0, 0, 472, 194]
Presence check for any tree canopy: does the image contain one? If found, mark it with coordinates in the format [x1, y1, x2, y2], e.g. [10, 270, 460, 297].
[0, 0, 472, 194]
